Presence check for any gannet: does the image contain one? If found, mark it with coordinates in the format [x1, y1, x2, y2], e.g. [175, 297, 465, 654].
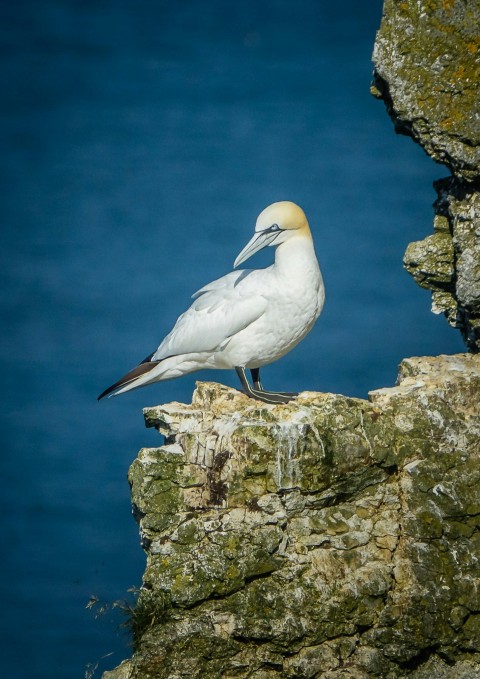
[98, 201, 325, 404]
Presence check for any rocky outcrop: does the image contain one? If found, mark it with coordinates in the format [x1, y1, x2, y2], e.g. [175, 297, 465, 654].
[403, 178, 480, 351]
[104, 354, 480, 678]
[372, 0, 480, 352]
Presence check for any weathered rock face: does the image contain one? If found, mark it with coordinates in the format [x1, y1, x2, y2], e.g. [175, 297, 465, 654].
[372, 0, 480, 352]
[371, 0, 480, 183]
[105, 354, 480, 679]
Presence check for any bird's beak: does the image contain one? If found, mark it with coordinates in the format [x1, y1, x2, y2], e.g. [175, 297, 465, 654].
[234, 229, 279, 268]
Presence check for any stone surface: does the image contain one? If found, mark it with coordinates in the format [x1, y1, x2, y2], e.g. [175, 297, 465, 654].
[372, 0, 480, 352]
[371, 0, 480, 183]
[104, 354, 480, 678]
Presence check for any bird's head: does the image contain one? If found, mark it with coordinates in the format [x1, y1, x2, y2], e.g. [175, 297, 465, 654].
[234, 201, 311, 268]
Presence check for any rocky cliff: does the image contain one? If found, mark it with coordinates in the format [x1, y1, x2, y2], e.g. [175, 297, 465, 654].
[104, 354, 480, 679]
[371, 0, 480, 351]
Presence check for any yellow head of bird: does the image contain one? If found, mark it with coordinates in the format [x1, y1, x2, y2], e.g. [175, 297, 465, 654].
[234, 201, 312, 268]
[255, 201, 310, 236]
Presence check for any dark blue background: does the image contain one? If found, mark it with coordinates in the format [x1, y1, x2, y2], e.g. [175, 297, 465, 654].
[0, 1, 463, 677]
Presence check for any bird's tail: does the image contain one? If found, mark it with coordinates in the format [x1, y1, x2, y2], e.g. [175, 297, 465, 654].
[97, 359, 161, 400]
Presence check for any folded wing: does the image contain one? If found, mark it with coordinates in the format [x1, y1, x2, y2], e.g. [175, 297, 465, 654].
[152, 269, 266, 360]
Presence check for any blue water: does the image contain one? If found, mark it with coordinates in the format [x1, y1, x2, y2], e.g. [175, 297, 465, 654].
[0, 2, 463, 677]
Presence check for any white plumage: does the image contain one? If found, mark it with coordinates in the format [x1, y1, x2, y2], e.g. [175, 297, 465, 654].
[99, 201, 325, 404]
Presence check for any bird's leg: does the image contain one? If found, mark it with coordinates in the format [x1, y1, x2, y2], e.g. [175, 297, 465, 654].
[250, 367, 263, 391]
[236, 367, 298, 404]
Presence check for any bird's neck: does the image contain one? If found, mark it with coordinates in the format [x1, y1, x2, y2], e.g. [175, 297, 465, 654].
[274, 234, 318, 277]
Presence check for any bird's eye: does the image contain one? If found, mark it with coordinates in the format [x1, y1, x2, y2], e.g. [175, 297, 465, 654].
[269, 223, 280, 232]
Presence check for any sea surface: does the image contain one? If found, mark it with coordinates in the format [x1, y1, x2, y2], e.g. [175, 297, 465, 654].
[0, 2, 464, 677]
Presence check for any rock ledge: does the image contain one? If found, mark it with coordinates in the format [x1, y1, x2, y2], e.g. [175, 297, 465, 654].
[105, 354, 480, 679]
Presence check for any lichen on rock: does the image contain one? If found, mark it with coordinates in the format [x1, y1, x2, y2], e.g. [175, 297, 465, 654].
[104, 354, 480, 678]
[371, 0, 480, 182]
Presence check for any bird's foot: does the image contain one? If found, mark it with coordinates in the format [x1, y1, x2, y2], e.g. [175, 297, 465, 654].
[242, 388, 299, 404]
[236, 367, 298, 404]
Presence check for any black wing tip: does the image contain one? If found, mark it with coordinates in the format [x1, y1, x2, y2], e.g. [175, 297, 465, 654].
[97, 385, 117, 401]
[97, 359, 161, 402]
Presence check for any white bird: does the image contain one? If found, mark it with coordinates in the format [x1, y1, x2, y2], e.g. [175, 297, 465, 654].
[98, 201, 325, 404]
